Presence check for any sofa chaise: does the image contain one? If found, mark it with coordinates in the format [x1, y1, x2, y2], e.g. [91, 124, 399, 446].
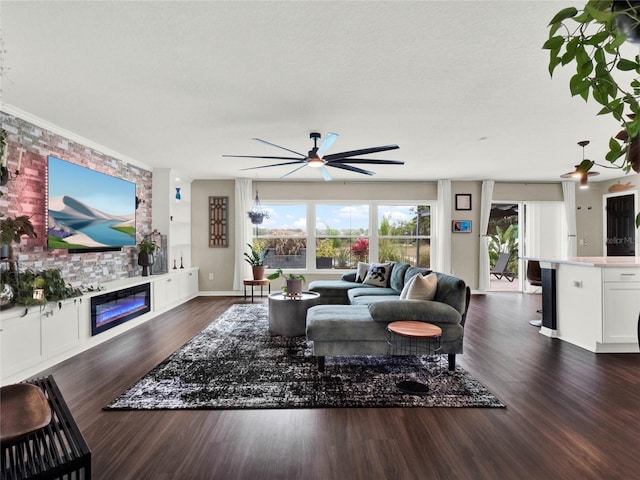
[306, 262, 471, 371]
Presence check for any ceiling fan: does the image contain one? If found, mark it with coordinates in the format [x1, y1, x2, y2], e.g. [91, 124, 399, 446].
[223, 132, 403, 181]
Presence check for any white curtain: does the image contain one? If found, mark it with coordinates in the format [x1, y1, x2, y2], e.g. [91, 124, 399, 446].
[434, 180, 452, 274]
[523, 203, 541, 294]
[562, 181, 577, 257]
[233, 179, 253, 291]
[478, 180, 495, 292]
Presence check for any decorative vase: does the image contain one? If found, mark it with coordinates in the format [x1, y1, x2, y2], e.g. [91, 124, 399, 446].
[286, 278, 302, 297]
[0, 283, 15, 310]
[138, 252, 155, 277]
[252, 265, 265, 280]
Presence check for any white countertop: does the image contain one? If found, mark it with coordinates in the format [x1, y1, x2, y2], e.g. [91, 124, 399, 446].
[522, 256, 640, 267]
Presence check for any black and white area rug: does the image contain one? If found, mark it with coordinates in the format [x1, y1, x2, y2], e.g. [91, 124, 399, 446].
[105, 304, 505, 410]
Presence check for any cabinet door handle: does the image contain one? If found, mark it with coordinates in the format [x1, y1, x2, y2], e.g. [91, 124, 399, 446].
[620, 273, 637, 277]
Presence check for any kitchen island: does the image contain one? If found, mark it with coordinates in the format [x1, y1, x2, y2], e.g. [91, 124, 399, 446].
[524, 256, 640, 353]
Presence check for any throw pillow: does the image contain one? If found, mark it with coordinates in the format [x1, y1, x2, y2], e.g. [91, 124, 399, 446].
[400, 272, 437, 301]
[363, 262, 392, 287]
[355, 262, 370, 283]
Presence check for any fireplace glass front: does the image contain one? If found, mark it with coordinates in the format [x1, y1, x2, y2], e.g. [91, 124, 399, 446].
[91, 283, 151, 336]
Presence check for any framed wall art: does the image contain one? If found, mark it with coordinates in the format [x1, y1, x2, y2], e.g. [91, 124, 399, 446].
[455, 193, 472, 211]
[452, 220, 472, 233]
[209, 196, 229, 247]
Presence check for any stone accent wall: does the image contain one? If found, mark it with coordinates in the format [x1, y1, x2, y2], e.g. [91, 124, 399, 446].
[0, 111, 152, 287]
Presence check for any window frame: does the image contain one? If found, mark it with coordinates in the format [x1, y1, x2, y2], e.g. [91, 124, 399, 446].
[258, 200, 435, 272]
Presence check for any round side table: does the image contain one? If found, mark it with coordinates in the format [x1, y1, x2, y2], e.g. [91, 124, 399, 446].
[387, 320, 442, 395]
[268, 291, 321, 336]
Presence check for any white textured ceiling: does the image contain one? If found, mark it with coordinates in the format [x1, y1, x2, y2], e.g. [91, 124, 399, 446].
[1, 0, 631, 183]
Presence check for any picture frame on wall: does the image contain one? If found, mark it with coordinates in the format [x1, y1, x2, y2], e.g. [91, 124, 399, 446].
[452, 220, 472, 233]
[455, 193, 472, 211]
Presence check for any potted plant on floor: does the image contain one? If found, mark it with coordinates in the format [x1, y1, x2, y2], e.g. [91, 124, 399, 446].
[244, 241, 269, 280]
[137, 237, 157, 276]
[544, 1, 640, 226]
[267, 268, 306, 297]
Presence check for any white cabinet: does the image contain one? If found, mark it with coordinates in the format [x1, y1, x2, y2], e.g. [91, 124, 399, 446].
[152, 268, 198, 313]
[1, 269, 198, 385]
[42, 298, 83, 358]
[153, 275, 180, 312]
[554, 262, 640, 353]
[0, 308, 43, 379]
[1, 299, 83, 379]
[179, 269, 198, 299]
[602, 278, 640, 344]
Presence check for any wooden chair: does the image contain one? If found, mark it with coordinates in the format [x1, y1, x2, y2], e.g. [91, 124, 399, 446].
[490, 253, 515, 282]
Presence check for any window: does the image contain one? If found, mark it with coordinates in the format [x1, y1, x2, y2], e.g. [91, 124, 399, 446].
[258, 204, 307, 270]
[378, 205, 431, 268]
[315, 204, 369, 269]
[259, 202, 433, 270]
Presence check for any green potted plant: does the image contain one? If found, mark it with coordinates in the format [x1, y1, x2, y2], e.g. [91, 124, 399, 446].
[1, 267, 82, 310]
[0, 213, 37, 260]
[267, 268, 306, 297]
[244, 241, 269, 280]
[137, 237, 158, 276]
[316, 239, 336, 269]
[544, 1, 640, 226]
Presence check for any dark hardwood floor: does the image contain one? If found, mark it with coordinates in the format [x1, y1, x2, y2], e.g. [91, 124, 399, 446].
[32, 293, 640, 480]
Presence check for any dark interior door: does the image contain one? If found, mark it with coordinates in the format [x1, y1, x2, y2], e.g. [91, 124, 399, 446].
[606, 194, 636, 256]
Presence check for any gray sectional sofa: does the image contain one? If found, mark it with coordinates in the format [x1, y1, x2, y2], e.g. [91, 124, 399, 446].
[306, 262, 471, 371]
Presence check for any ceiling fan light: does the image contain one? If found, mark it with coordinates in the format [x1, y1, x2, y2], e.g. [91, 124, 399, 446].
[308, 157, 324, 168]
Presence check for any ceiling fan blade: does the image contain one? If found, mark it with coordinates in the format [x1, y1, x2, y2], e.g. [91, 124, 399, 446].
[323, 144, 399, 161]
[240, 160, 306, 171]
[327, 163, 375, 176]
[280, 164, 308, 179]
[223, 154, 305, 161]
[252, 138, 306, 157]
[319, 166, 332, 181]
[327, 158, 404, 165]
[317, 132, 339, 156]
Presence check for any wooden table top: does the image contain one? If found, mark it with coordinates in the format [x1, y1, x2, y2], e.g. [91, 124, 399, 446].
[0, 384, 52, 443]
[387, 321, 442, 339]
[243, 278, 270, 286]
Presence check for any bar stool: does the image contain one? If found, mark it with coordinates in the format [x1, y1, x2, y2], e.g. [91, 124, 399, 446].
[526, 260, 543, 327]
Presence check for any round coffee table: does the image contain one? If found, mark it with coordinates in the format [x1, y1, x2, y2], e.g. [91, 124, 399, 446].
[268, 291, 321, 336]
[387, 320, 442, 395]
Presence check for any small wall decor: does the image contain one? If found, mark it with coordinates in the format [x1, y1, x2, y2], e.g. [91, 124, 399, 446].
[452, 220, 472, 233]
[209, 196, 228, 247]
[455, 194, 472, 211]
[608, 181, 635, 193]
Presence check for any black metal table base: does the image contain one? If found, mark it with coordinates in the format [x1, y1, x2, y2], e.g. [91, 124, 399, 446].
[387, 328, 442, 396]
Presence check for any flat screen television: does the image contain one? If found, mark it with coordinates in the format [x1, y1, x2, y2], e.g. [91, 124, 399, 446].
[47, 155, 136, 252]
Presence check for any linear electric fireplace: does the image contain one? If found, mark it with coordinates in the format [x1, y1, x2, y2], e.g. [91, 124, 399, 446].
[91, 283, 151, 336]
